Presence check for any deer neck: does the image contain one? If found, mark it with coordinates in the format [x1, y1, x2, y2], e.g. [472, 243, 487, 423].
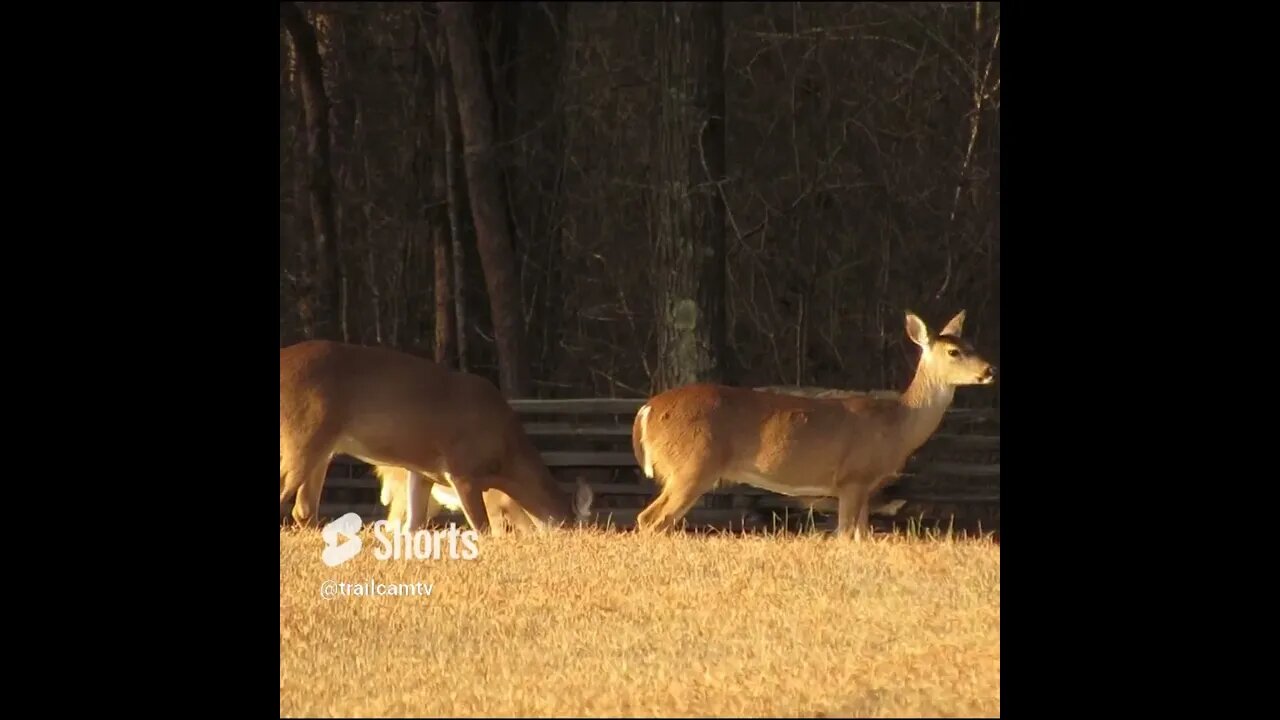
[511, 438, 577, 525]
[895, 363, 955, 454]
[543, 474, 576, 523]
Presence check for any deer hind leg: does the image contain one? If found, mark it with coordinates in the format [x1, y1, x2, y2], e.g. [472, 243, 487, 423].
[382, 470, 440, 533]
[280, 416, 341, 527]
[636, 466, 718, 533]
[836, 482, 873, 541]
[635, 490, 672, 531]
[385, 477, 408, 533]
[279, 437, 335, 527]
[378, 471, 445, 532]
[857, 491, 874, 537]
[417, 476, 444, 530]
[442, 473, 491, 534]
[404, 470, 443, 532]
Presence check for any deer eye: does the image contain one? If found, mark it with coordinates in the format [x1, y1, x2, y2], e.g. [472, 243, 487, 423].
[947, 348, 961, 358]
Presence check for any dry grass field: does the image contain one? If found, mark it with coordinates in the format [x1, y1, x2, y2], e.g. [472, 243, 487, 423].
[280, 524, 999, 718]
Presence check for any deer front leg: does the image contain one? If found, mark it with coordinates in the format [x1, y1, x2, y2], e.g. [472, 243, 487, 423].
[836, 482, 872, 541]
[484, 489, 537, 535]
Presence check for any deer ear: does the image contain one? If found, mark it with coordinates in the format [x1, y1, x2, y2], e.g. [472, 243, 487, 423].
[940, 309, 966, 337]
[905, 312, 930, 347]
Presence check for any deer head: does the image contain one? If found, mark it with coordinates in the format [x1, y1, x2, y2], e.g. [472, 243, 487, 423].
[905, 310, 997, 387]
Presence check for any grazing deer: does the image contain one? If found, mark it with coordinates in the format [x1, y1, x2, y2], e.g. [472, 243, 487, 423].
[631, 310, 995, 540]
[280, 340, 593, 532]
[375, 465, 539, 535]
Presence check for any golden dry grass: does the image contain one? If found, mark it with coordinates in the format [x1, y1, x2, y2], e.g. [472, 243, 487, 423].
[280, 525, 999, 718]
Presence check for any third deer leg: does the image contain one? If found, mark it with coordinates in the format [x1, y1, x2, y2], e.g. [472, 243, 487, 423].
[857, 491, 873, 537]
[484, 469, 576, 531]
[636, 470, 716, 533]
[388, 473, 442, 533]
[444, 474, 491, 534]
[386, 484, 407, 533]
[836, 483, 872, 541]
[280, 445, 332, 527]
[482, 488, 515, 537]
[405, 471, 445, 532]
[419, 479, 443, 530]
[634, 489, 671, 531]
[484, 489, 536, 535]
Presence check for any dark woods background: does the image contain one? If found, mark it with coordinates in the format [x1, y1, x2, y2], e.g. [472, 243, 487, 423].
[279, 1, 1000, 408]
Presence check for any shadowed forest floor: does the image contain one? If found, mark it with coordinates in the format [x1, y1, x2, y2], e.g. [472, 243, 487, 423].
[280, 526, 999, 718]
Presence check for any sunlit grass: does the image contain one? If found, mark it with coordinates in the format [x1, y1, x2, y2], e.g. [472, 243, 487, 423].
[280, 524, 999, 718]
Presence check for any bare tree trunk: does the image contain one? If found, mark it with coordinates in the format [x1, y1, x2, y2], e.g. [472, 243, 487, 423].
[431, 137, 454, 365]
[433, 226, 455, 366]
[281, 2, 342, 342]
[653, 2, 727, 392]
[446, 117, 469, 374]
[286, 41, 317, 339]
[438, 1, 531, 397]
[429, 24, 469, 373]
[416, 15, 456, 368]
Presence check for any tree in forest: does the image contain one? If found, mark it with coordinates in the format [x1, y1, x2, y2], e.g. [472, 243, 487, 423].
[426, 20, 460, 370]
[652, 2, 728, 392]
[437, 1, 531, 397]
[280, 2, 343, 342]
[276, 2, 1002, 406]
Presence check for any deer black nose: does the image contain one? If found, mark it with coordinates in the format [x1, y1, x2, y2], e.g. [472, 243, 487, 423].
[984, 366, 996, 378]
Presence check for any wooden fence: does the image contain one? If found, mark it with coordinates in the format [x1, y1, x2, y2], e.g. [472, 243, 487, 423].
[315, 389, 1000, 534]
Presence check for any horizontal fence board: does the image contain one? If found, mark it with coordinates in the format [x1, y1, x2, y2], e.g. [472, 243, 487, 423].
[323, 477, 999, 503]
[892, 494, 1000, 503]
[317, 503, 386, 519]
[924, 433, 1000, 449]
[524, 422, 632, 437]
[325, 460, 998, 488]
[913, 461, 1000, 478]
[543, 451, 636, 466]
[776, 494, 1001, 510]
[507, 396, 998, 422]
[509, 398, 646, 414]
[522, 423, 998, 448]
[324, 476, 379, 490]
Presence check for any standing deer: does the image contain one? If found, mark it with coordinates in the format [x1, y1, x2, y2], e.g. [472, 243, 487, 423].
[375, 465, 538, 535]
[280, 340, 593, 532]
[631, 310, 996, 540]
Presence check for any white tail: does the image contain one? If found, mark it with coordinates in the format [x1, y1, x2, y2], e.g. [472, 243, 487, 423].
[375, 464, 541, 536]
[280, 340, 594, 532]
[631, 310, 995, 540]
[374, 466, 455, 533]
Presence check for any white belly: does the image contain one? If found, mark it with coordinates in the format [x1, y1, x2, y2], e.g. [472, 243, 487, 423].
[333, 436, 390, 466]
[723, 471, 832, 497]
[333, 436, 445, 476]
